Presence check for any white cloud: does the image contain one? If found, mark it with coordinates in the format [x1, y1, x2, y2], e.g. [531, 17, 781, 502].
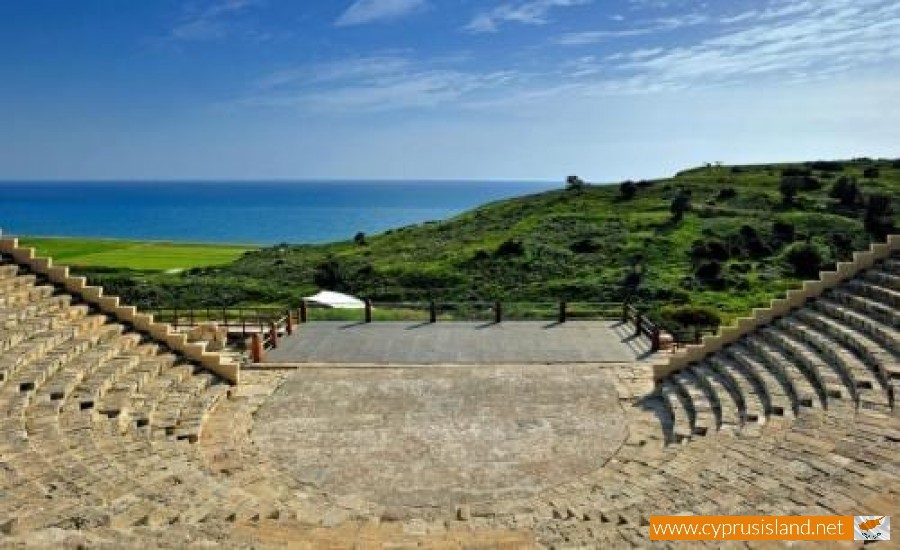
[336, 0, 427, 27]
[169, 0, 261, 42]
[556, 12, 708, 45]
[242, 56, 519, 113]
[465, 0, 591, 33]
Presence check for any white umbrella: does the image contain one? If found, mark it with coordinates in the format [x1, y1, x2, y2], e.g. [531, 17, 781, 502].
[303, 290, 366, 309]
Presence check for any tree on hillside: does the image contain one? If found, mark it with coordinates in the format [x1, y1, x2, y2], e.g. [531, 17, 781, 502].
[779, 176, 799, 205]
[619, 180, 637, 200]
[566, 175, 585, 191]
[313, 257, 349, 291]
[353, 231, 367, 246]
[864, 194, 895, 238]
[829, 177, 861, 207]
[670, 188, 692, 221]
[863, 166, 880, 179]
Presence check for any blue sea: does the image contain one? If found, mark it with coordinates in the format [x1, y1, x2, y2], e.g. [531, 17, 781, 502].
[0, 181, 556, 245]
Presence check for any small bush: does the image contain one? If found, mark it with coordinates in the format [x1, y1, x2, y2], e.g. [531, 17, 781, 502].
[864, 194, 895, 238]
[829, 177, 861, 207]
[353, 232, 367, 246]
[808, 160, 844, 172]
[781, 241, 830, 279]
[716, 187, 737, 201]
[495, 239, 525, 257]
[690, 239, 730, 262]
[773, 221, 795, 243]
[781, 167, 811, 178]
[694, 260, 724, 286]
[658, 304, 722, 329]
[570, 238, 601, 254]
[863, 167, 880, 179]
[619, 180, 637, 200]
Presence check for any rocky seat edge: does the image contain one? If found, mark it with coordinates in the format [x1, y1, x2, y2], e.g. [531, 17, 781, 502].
[653, 234, 900, 381]
[0, 231, 239, 384]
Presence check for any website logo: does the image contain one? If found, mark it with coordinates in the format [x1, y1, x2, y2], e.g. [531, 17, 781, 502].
[854, 516, 890, 541]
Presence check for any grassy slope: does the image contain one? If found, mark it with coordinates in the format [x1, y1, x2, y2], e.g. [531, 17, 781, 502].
[18, 237, 254, 271]
[43, 158, 900, 325]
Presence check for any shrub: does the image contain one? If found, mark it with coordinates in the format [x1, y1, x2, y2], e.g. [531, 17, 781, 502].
[864, 194, 895, 238]
[863, 166, 880, 179]
[781, 241, 830, 278]
[781, 167, 811, 178]
[690, 239, 730, 262]
[828, 177, 861, 207]
[694, 260, 723, 286]
[670, 188, 692, 221]
[313, 257, 349, 291]
[495, 239, 525, 257]
[779, 176, 799, 205]
[738, 224, 771, 258]
[619, 180, 637, 200]
[658, 304, 722, 329]
[892, 159, 900, 169]
[570, 238, 601, 254]
[808, 160, 844, 172]
[565, 175, 585, 191]
[353, 231, 367, 246]
[716, 187, 737, 201]
[773, 221, 795, 243]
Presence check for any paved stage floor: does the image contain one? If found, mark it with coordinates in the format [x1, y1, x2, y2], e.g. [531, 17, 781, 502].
[264, 320, 651, 364]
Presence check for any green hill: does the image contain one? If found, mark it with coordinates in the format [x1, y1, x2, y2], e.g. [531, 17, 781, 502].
[66, 157, 899, 331]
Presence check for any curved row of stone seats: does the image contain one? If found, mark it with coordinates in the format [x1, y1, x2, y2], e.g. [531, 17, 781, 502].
[0, 258, 263, 534]
[526, 406, 898, 548]
[648, 252, 899, 445]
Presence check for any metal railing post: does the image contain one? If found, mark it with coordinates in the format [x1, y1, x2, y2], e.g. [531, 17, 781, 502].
[494, 301, 502, 324]
[634, 312, 643, 337]
[429, 301, 437, 323]
[286, 310, 293, 335]
[365, 299, 372, 323]
[558, 301, 567, 324]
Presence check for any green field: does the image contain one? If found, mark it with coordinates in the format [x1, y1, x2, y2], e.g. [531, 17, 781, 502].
[18, 237, 255, 272]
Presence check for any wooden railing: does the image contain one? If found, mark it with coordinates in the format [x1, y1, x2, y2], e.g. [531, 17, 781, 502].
[622, 303, 661, 352]
[149, 300, 661, 363]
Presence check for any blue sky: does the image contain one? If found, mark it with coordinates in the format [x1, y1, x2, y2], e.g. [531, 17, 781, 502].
[0, 0, 898, 181]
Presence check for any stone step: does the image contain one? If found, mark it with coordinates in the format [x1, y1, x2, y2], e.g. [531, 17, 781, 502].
[725, 344, 794, 421]
[0, 285, 56, 309]
[688, 363, 742, 429]
[708, 355, 767, 425]
[758, 327, 854, 407]
[777, 318, 891, 411]
[658, 382, 691, 444]
[0, 274, 36, 293]
[0, 264, 19, 279]
[864, 268, 900, 291]
[830, 288, 900, 329]
[814, 298, 900, 357]
[845, 278, 900, 309]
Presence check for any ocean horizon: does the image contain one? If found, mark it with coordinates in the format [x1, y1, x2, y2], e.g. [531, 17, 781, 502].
[0, 180, 558, 245]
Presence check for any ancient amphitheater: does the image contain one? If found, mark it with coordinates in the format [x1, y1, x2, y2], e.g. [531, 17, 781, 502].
[0, 233, 897, 548]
